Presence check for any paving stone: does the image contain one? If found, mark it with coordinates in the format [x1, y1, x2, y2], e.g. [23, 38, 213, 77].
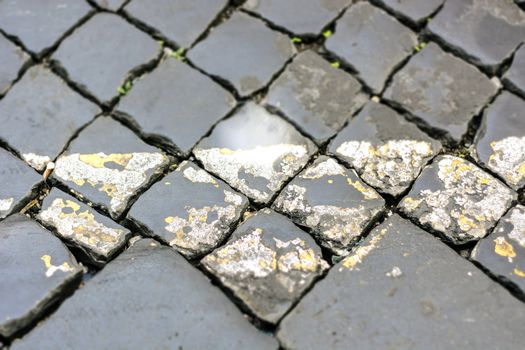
[265, 50, 366, 143]
[93, 0, 126, 11]
[325, 2, 417, 93]
[188, 12, 296, 97]
[201, 208, 328, 324]
[473, 92, 525, 190]
[0, 65, 100, 171]
[278, 214, 525, 350]
[384, 43, 498, 142]
[52, 13, 159, 102]
[52, 117, 170, 220]
[194, 102, 316, 204]
[329, 101, 442, 196]
[373, 0, 445, 24]
[128, 161, 248, 259]
[0, 149, 41, 220]
[243, 0, 351, 36]
[399, 155, 515, 245]
[273, 156, 385, 255]
[428, 0, 525, 72]
[124, 0, 228, 48]
[11, 239, 278, 350]
[504, 45, 525, 97]
[0, 35, 29, 96]
[0, 0, 91, 55]
[0, 214, 82, 338]
[117, 58, 236, 155]
[38, 188, 131, 266]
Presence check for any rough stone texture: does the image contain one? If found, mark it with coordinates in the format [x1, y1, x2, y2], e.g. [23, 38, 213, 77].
[374, 0, 445, 24]
[188, 12, 296, 97]
[274, 156, 385, 255]
[399, 155, 515, 245]
[124, 0, 228, 48]
[0, 214, 82, 338]
[472, 205, 525, 296]
[202, 208, 328, 324]
[117, 58, 236, 155]
[504, 45, 525, 98]
[52, 117, 170, 220]
[243, 0, 351, 36]
[128, 161, 248, 259]
[0, 149, 41, 220]
[92, 0, 126, 11]
[52, 13, 159, 102]
[0, 0, 91, 55]
[384, 43, 498, 142]
[329, 101, 442, 196]
[12, 239, 278, 350]
[265, 50, 366, 143]
[325, 2, 417, 93]
[474, 92, 525, 191]
[428, 0, 525, 72]
[278, 214, 525, 350]
[0, 35, 29, 96]
[194, 102, 317, 204]
[0, 65, 100, 171]
[38, 188, 131, 266]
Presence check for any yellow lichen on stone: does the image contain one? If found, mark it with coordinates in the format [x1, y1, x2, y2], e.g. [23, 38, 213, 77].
[78, 153, 132, 169]
[514, 267, 525, 278]
[347, 178, 380, 200]
[494, 236, 516, 259]
[341, 228, 388, 270]
[40, 254, 74, 277]
[458, 214, 478, 232]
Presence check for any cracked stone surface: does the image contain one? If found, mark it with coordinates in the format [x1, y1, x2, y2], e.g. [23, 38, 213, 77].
[188, 12, 296, 97]
[52, 117, 170, 220]
[428, 0, 525, 72]
[117, 58, 236, 156]
[273, 156, 385, 255]
[0, 65, 100, 171]
[0, 214, 82, 338]
[265, 50, 366, 143]
[325, 2, 417, 93]
[278, 214, 525, 349]
[0, 35, 29, 96]
[38, 188, 131, 266]
[504, 45, 525, 97]
[0, 0, 91, 55]
[374, 0, 445, 24]
[329, 101, 442, 196]
[474, 92, 525, 191]
[243, 0, 352, 36]
[384, 43, 498, 142]
[399, 155, 515, 244]
[202, 208, 328, 324]
[12, 239, 278, 350]
[52, 13, 159, 102]
[194, 102, 317, 204]
[128, 161, 248, 259]
[0, 149, 41, 220]
[472, 205, 525, 297]
[124, 0, 228, 48]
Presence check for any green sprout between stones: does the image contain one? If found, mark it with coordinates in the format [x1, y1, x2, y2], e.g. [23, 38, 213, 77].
[414, 42, 427, 52]
[322, 30, 333, 38]
[117, 80, 132, 95]
[170, 48, 186, 61]
[291, 37, 302, 43]
[330, 61, 340, 68]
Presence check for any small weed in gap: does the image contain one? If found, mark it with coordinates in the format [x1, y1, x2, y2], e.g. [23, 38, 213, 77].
[117, 81, 132, 95]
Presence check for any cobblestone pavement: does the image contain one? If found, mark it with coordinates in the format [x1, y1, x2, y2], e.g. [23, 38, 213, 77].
[1, 1, 525, 349]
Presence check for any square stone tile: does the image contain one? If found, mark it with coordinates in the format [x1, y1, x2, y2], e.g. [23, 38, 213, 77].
[0, 0, 92, 55]
[0, 35, 30, 96]
[201, 208, 328, 324]
[243, 0, 351, 36]
[325, 2, 417, 93]
[38, 188, 131, 266]
[52, 117, 171, 220]
[428, 0, 525, 72]
[399, 155, 515, 245]
[0, 65, 100, 171]
[504, 45, 525, 98]
[329, 101, 442, 196]
[0, 214, 82, 338]
[117, 58, 236, 156]
[193, 102, 317, 204]
[188, 12, 296, 97]
[128, 161, 248, 259]
[0, 149, 41, 220]
[384, 43, 498, 143]
[373, 0, 444, 24]
[273, 156, 385, 255]
[93, 0, 127, 11]
[265, 50, 366, 143]
[473, 92, 525, 190]
[52, 13, 160, 103]
[124, 0, 228, 48]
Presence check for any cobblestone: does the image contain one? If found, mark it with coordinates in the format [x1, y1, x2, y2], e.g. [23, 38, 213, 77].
[0, 35, 29, 96]
[504, 45, 525, 98]
[374, 0, 444, 25]
[92, 0, 126, 11]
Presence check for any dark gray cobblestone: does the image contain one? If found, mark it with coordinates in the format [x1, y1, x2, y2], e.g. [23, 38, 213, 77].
[0, 35, 29, 96]
[504, 45, 525, 98]
[373, 0, 444, 25]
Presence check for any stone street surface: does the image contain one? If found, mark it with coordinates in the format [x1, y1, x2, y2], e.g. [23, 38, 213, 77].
[0, 0, 524, 349]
